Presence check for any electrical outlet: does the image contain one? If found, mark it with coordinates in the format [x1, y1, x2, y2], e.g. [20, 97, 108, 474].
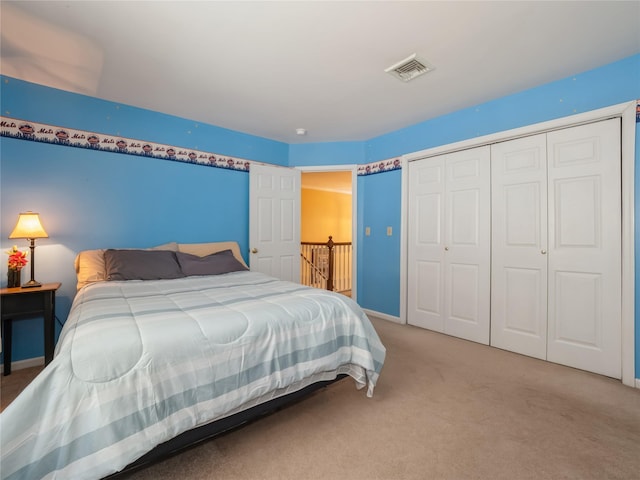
[387, 226, 393, 236]
[365, 227, 371, 236]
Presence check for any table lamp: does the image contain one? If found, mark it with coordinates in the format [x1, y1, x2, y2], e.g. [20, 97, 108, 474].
[9, 211, 49, 288]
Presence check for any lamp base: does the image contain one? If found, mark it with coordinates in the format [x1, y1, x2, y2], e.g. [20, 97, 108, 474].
[21, 279, 42, 288]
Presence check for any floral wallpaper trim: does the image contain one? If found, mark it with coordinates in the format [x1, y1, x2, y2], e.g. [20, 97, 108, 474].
[0, 116, 402, 175]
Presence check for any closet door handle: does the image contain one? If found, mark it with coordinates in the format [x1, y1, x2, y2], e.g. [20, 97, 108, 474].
[541, 250, 547, 255]
[444, 246, 449, 251]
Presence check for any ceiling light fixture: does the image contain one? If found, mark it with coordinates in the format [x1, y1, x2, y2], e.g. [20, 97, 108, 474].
[385, 53, 434, 83]
[296, 128, 307, 136]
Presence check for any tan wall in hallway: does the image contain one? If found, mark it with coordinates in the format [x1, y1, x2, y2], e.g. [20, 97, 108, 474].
[301, 188, 352, 243]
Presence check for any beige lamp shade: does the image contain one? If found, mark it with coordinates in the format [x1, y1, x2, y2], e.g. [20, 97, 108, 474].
[9, 212, 49, 239]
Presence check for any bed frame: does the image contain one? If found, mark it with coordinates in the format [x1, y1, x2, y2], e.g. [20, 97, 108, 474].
[107, 375, 346, 478]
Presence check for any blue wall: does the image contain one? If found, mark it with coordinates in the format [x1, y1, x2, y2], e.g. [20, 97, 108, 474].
[355, 170, 402, 313]
[0, 78, 288, 362]
[1, 54, 639, 378]
[289, 141, 365, 166]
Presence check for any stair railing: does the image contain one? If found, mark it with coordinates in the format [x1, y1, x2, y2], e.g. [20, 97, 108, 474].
[300, 236, 352, 294]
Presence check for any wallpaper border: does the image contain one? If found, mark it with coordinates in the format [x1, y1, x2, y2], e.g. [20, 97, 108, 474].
[0, 116, 251, 171]
[356, 157, 402, 176]
[0, 116, 401, 176]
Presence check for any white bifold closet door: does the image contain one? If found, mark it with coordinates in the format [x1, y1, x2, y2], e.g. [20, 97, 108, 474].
[490, 133, 548, 359]
[491, 119, 622, 378]
[546, 119, 621, 377]
[407, 146, 491, 344]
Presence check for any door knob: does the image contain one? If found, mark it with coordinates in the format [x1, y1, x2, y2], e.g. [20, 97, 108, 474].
[541, 250, 547, 254]
[251, 248, 258, 254]
[444, 246, 449, 251]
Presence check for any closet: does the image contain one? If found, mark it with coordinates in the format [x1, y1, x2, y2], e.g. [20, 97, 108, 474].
[407, 118, 622, 378]
[407, 146, 491, 345]
[491, 118, 621, 378]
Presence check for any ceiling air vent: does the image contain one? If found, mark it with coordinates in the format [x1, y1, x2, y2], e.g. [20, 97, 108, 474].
[385, 54, 434, 82]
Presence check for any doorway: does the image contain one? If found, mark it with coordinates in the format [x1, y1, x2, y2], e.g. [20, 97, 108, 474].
[298, 166, 357, 300]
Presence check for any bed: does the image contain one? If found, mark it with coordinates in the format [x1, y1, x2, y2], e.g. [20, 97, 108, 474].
[0, 241, 386, 480]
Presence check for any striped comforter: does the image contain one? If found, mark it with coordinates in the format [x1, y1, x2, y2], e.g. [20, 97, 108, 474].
[0, 271, 385, 479]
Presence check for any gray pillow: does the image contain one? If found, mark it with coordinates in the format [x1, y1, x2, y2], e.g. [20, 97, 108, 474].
[104, 249, 184, 281]
[176, 249, 248, 276]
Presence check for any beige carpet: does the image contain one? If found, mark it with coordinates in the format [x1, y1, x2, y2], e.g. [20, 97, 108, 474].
[3, 317, 640, 479]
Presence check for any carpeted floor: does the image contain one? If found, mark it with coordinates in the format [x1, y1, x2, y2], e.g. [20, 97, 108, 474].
[3, 317, 640, 479]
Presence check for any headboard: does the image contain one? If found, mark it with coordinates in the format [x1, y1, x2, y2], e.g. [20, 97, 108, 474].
[75, 241, 248, 290]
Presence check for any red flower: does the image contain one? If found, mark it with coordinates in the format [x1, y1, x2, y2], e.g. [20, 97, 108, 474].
[6, 246, 28, 271]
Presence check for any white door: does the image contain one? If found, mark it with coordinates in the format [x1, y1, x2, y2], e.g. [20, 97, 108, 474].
[407, 155, 446, 332]
[491, 134, 548, 359]
[546, 119, 621, 378]
[249, 163, 301, 282]
[408, 146, 491, 344]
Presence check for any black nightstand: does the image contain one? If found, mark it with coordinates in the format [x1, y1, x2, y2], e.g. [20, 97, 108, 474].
[1, 282, 61, 375]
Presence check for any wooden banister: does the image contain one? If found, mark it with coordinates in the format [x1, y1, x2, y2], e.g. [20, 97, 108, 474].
[300, 236, 352, 294]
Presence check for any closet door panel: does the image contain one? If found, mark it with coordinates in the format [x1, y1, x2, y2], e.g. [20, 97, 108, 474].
[547, 118, 621, 378]
[414, 260, 443, 330]
[503, 267, 544, 335]
[491, 134, 548, 359]
[554, 271, 602, 345]
[408, 146, 490, 345]
[448, 263, 480, 325]
[443, 147, 491, 344]
[408, 158, 446, 332]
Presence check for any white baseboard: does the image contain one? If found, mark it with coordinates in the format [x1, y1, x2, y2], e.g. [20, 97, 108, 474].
[0, 356, 44, 372]
[362, 308, 403, 324]
[636, 378, 640, 390]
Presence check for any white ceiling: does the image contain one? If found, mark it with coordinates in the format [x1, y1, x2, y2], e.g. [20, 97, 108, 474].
[1, 1, 639, 145]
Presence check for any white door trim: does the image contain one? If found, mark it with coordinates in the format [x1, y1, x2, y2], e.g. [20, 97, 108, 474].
[400, 101, 636, 387]
[297, 164, 358, 302]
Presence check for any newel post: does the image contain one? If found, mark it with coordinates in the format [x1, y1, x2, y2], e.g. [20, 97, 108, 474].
[327, 236, 335, 292]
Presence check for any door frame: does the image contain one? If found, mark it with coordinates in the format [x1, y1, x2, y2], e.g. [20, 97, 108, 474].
[297, 164, 358, 302]
[400, 101, 636, 387]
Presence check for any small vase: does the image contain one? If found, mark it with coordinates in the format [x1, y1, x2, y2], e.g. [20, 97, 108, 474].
[7, 268, 21, 288]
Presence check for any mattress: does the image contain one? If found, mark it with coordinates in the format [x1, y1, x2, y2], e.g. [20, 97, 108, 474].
[0, 271, 385, 479]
